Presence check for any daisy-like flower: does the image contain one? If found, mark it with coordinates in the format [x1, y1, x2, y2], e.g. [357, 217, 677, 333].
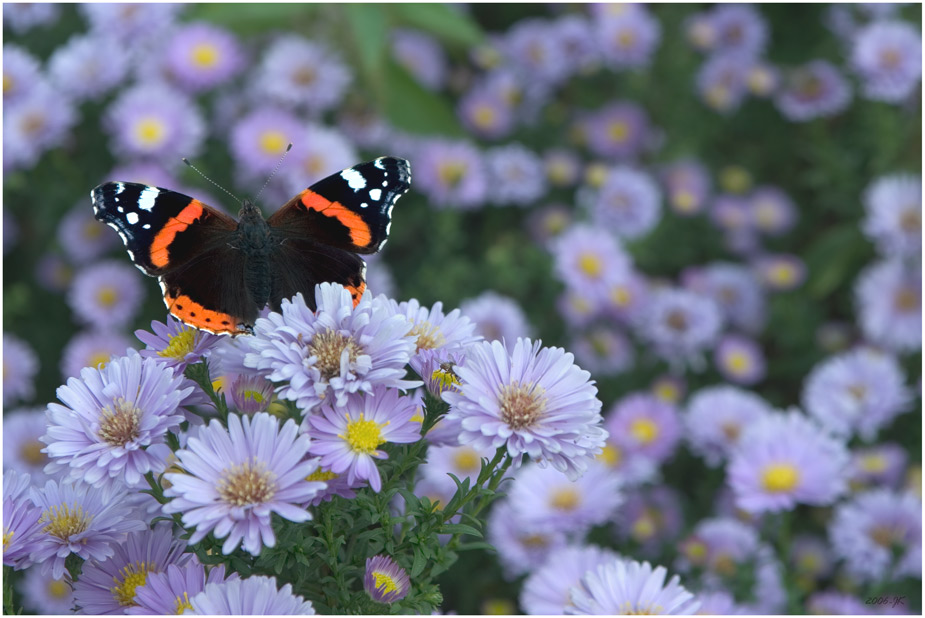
[775, 60, 852, 122]
[419, 442, 495, 496]
[278, 124, 359, 199]
[57, 203, 120, 264]
[80, 3, 183, 44]
[255, 35, 351, 112]
[651, 375, 686, 404]
[417, 348, 467, 398]
[4, 83, 77, 172]
[48, 33, 130, 102]
[485, 143, 547, 206]
[230, 106, 304, 178]
[520, 544, 621, 615]
[460, 291, 534, 342]
[67, 260, 145, 330]
[790, 534, 833, 586]
[3, 408, 52, 483]
[590, 166, 662, 240]
[752, 253, 807, 291]
[862, 173, 921, 258]
[678, 516, 759, 575]
[829, 488, 922, 582]
[163, 22, 244, 92]
[684, 385, 772, 466]
[163, 412, 324, 555]
[552, 224, 632, 297]
[748, 185, 797, 237]
[3, 469, 44, 569]
[414, 139, 488, 209]
[3, 2, 60, 33]
[709, 3, 768, 56]
[443, 338, 607, 480]
[28, 479, 145, 578]
[714, 334, 766, 385]
[487, 499, 568, 579]
[18, 567, 75, 614]
[136, 314, 222, 372]
[128, 560, 235, 615]
[640, 287, 723, 367]
[802, 347, 912, 440]
[615, 487, 683, 555]
[4, 44, 44, 105]
[806, 590, 869, 615]
[104, 82, 205, 159]
[571, 326, 634, 377]
[307, 387, 421, 492]
[595, 4, 661, 70]
[682, 262, 766, 333]
[503, 18, 570, 85]
[566, 559, 700, 615]
[188, 575, 315, 615]
[364, 555, 411, 604]
[60, 330, 131, 379]
[660, 159, 711, 216]
[747, 59, 780, 96]
[392, 28, 447, 90]
[849, 442, 908, 490]
[544, 149, 582, 189]
[529, 204, 573, 249]
[852, 20, 922, 103]
[43, 352, 190, 489]
[581, 102, 651, 160]
[605, 393, 681, 465]
[244, 284, 419, 412]
[727, 410, 850, 514]
[72, 525, 190, 613]
[3, 333, 39, 406]
[696, 53, 750, 114]
[228, 374, 275, 415]
[458, 85, 516, 140]
[856, 259, 921, 353]
[384, 297, 480, 375]
[694, 590, 742, 615]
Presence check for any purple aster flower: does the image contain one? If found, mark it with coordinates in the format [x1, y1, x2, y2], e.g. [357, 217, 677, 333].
[852, 20, 922, 103]
[601, 270, 651, 325]
[419, 442, 495, 497]
[749, 185, 798, 236]
[605, 393, 681, 465]
[806, 590, 870, 615]
[417, 349, 468, 401]
[738, 548, 787, 614]
[485, 143, 547, 206]
[803, 347, 912, 441]
[364, 555, 411, 604]
[48, 33, 130, 102]
[552, 224, 632, 296]
[829, 488, 922, 582]
[106, 160, 177, 188]
[28, 479, 145, 579]
[228, 374, 275, 415]
[856, 259, 921, 353]
[35, 252, 75, 293]
[679, 516, 759, 575]
[128, 560, 235, 615]
[136, 314, 222, 372]
[43, 351, 190, 489]
[747, 59, 780, 96]
[595, 3, 662, 69]
[557, 289, 604, 330]
[255, 35, 351, 112]
[72, 525, 190, 614]
[849, 442, 909, 490]
[392, 28, 446, 90]
[639, 287, 724, 367]
[709, 3, 769, 56]
[651, 375, 686, 404]
[544, 149, 582, 188]
[693, 590, 742, 615]
[3, 408, 51, 483]
[661, 159, 711, 216]
[458, 85, 516, 140]
[460, 291, 534, 342]
[164, 412, 323, 555]
[104, 82, 205, 160]
[188, 575, 315, 614]
[503, 18, 571, 85]
[714, 334, 766, 385]
[684, 385, 773, 467]
[18, 567, 75, 614]
[727, 410, 850, 514]
[163, 22, 244, 92]
[581, 102, 651, 159]
[243, 284, 419, 412]
[520, 544, 621, 615]
[566, 559, 700, 615]
[80, 4, 183, 44]
[3, 83, 77, 172]
[3, 2, 60, 33]
[443, 338, 607, 480]
[590, 166, 662, 239]
[528, 203, 573, 248]
[3, 44, 43, 105]
[276, 126, 359, 203]
[863, 173, 922, 257]
[57, 203, 121, 264]
[571, 326, 634, 377]
[775, 60, 852, 122]
[554, 14, 600, 74]
[710, 193, 753, 234]
[696, 53, 750, 114]
[682, 262, 766, 333]
[383, 297, 480, 376]
[3, 333, 38, 406]
[616, 486, 683, 556]
[305, 466, 363, 506]
[790, 534, 834, 584]
[230, 106, 304, 179]
[3, 469, 44, 569]
[752, 253, 807, 291]
[487, 499, 568, 580]
[414, 139, 488, 209]
[308, 387, 421, 492]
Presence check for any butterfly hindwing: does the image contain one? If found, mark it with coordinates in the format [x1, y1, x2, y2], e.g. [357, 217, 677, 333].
[269, 239, 367, 311]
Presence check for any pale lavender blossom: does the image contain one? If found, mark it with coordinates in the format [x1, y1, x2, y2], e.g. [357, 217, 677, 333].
[230, 106, 304, 178]
[67, 260, 144, 329]
[615, 486, 683, 556]
[590, 166, 662, 239]
[3, 408, 51, 484]
[571, 326, 634, 377]
[503, 18, 571, 85]
[188, 575, 316, 615]
[3, 469, 44, 569]
[678, 516, 759, 574]
[3, 44, 43, 105]
[714, 334, 766, 385]
[392, 28, 447, 90]
[581, 102, 652, 159]
[278, 124, 359, 200]
[487, 499, 568, 580]
[661, 159, 712, 216]
[129, 560, 236, 615]
[460, 291, 534, 342]
[520, 544, 621, 615]
[57, 203, 121, 264]
[790, 534, 834, 583]
[382, 297, 480, 376]
[544, 149, 582, 188]
[639, 287, 724, 366]
[566, 559, 700, 615]
[855, 259, 921, 353]
[254, 35, 351, 112]
[229, 374, 275, 415]
[605, 393, 682, 465]
[849, 442, 909, 490]
[414, 139, 488, 209]
[458, 85, 516, 140]
[852, 20, 922, 102]
[80, 4, 183, 45]
[48, 33, 130, 101]
[364, 555, 411, 604]
[749, 185, 798, 236]
[696, 53, 750, 114]
[3, 333, 39, 406]
[136, 314, 222, 372]
[60, 329, 130, 380]
[751, 253, 807, 291]
[684, 385, 773, 466]
[595, 3, 661, 69]
[806, 591, 870, 615]
[552, 224, 632, 297]
[18, 567, 75, 614]
[485, 143, 547, 206]
[4, 83, 77, 172]
[3, 2, 60, 33]
[162, 22, 244, 92]
[105, 82, 205, 160]
[554, 14, 600, 74]
[709, 3, 768, 56]
[862, 173, 922, 257]
[682, 262, 766, 332]
[775, 60, 852, 122]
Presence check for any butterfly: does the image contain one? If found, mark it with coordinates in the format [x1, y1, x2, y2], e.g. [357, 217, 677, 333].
[91, 157, 411, 335]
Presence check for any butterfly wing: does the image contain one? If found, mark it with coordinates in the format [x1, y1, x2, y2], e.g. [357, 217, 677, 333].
[269, 240, 368, 312]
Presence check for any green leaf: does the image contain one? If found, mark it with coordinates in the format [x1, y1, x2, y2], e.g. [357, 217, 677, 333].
[383, 61, 466, 137]
[343, 4, 388, 99]
[188, 3, 317, 32]
[439, 523, 482, 538]
[804, 224, 872, 299]
[389, 3, 484, 48]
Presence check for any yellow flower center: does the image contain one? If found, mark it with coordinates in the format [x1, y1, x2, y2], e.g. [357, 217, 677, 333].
[111, 561, 155, 607]
[761, 462, 800, 492]
[341, 413, 387, 455]
[797, 552, 821, 573]
[599, 442, 621, 467]
[83, 220, 103, 239]
[521, 533, 550, 548]
[190, 43, 219, 68]
[900, 208, 921, 233]
[3, 74, 13, 95]
[721, 422, 741, 442]
[726, 351, 751, 374]
[307, 468, 339, 482]
[719, 166, 752, 194]
[769, 263, 796, 286]
[409, 320, 445, 351]
[97, 286, 118, 307]
[578, 253, 603, 278]
[437, 161, 465, 187]
[631, 513, 657, 541]
[653, 381, 680, 403]
[293, 66, 316, 86]
[159, 328, 197, 361]
[550, 486, 580, 511]
[309, 329, 362, 381]
[608, 120, 629, 142]
[217, 457, 277, 506]
[98, 398, 142, 447]
[473, 104, 497, 129]
[175, 592, 193, 614]
[372, 571, 401, 595]
[894, 286, 920, 311]
[618, 601, 664, 615]
[706, 85, 731, 109]
[498, 380, 547, 430]
[859, 454, 887, 473]
[630, 418, 659, 445]
[673, 190, 697, 212]
[617, 29, 636, 49]
[48, 578, 71, 599]
[584, 163, 608, 188]
[135, 117, 166, 147]
[452, 448, 481, 474]
[40, 502, 94, 541]
[20, 439, 48, 466]
[259, 130, 287, 156]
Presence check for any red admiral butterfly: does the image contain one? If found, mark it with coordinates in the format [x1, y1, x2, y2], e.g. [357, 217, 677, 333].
[92, 157, 411, 335]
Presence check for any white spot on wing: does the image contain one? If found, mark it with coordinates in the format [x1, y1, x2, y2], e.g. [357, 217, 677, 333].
[138, 187, 160, 211]
[374, 158, 385, 170]
[115, 183, 125, 195]
[368, 188, 382, 201]
[341, 168, 366, 191]
[126, 212, 140, 225]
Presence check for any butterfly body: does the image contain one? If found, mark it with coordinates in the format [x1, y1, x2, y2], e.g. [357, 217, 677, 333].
[92, 157, 411, 336]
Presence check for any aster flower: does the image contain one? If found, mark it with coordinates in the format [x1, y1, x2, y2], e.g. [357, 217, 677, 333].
[571, 326, 634, 377]
[307, 387, 421, 492]
[60, 329, 131, 379]
[487, 499, 568, 579]
[856, 259, 921, 353]
[419, 442, 496, 496]
[67, 260, 145, 330]
[3, 333, 39, 405]
[682, 262, 766, 332]
[35, 252, 75, 293]
[590, 166, 662, 239]
[72, 525, 190, 613]
[48, 32, 130, 102]
[443, 338, 607, 480]
[775, 60, 852, 122]
[188, 575, 316, 615]
[746, 59, 780, 96]
[458, 85, 516, 140]
[255, 35, 351, 112]
[710, 193, 753, 235]
[829, 488, 922, 582]
[460, 291, 534, 342]
[392, 28, 447, 90]
[752, 253, 807, 291]
[595, 4, 661, 70]
[163, 22, 244, 92]
[104, 82, 205, 160]
[544, 149, 582, 188]
[605, 393, 681, 465]
[684, 385, 772, 467]
[582, 102, 651, 159]
[384, 297, 480, 376]
[790, 534, 833, 585]
[696, 53, 750, 114]
[228, 374, 275, 415]
[416, 348, 467, 398]
[230, 106, 304, 178]
[557, 289, 604, 330]
[163, 412, 324, 555]
[727, 410, 850, 514]
[678, 516, 759, 575]
[660, 159, 711, 216]
[278, 124, 359, 199]
[503, 18, 570, 85]
[244, 284, 419, 412]
[651, 375, 686, 404]
[749, 185, 797, 236]
[566, 559, 700, 615]
[364, 555, 411, 604]
[43, 352, 190, 489]
[3, 408, 52, 483]
[3, 2, 60, 33]
[3, 469, 44, 569]
[129, 560, 235, 615]
[80, 4, 183, 45]
[4, 83, 77, 172]
[3, 44, 43, 105]
[802, 347, 912, 440]
[520, 544, 621, 615]
[709, 3, 769, 56]
[136, 314, 222, 372]
[639, 287, 723, 367]
[552, 224, 632, 296]
[414, 139, 488, 209]
[28, 479, 145, 579]
[485, 143, 547, 206]
[616, 486, 683, 556]
[852, 20, 922, 103]
[693, 590, 742, 615]
[806, 590, 870, 615]
[714, 334, 766, 385]
[19, 567, 75, 614]
[57, 202, 121, 264]
[849, 442, 909, 490]
[862, 173, 922, 257]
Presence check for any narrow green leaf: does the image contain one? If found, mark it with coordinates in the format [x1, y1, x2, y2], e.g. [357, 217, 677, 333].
[383, 61, 466, 137]
[188, 3, 317, 32]
[439, 523, 482, 538]
[411, 548, 428, 578]
[389, 3, 484, 48]
[343, 4, 387, 99]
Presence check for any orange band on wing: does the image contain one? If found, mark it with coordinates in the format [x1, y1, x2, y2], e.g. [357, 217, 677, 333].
[300, 190, 372, 248]
[346, 280, 367, 307]
[164, 290, 243, 335]
[150, 201, 205, 268]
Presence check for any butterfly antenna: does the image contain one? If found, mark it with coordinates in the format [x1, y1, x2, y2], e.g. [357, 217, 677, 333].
[254, 143, 293, 202]
[181, 157, 243, 206]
